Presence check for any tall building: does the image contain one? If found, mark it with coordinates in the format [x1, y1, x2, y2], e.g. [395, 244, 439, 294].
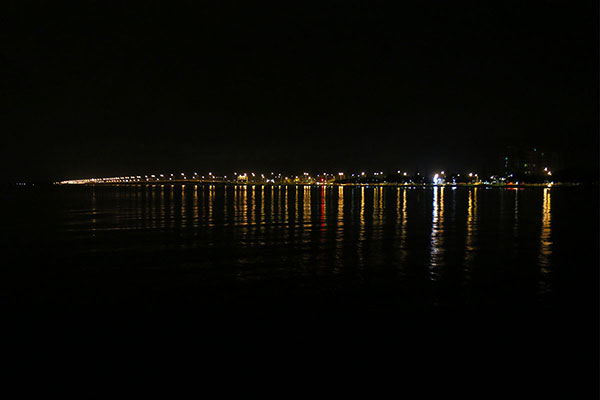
[502, 146, 559, 178]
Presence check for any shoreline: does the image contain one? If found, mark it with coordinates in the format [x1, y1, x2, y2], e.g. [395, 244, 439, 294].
[54, 181, 583, 188]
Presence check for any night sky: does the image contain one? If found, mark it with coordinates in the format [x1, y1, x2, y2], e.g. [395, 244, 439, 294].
[3, 1, 598, 182]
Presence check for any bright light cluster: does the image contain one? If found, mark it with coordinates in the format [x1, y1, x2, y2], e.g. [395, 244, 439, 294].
[54, 167, 555, 186]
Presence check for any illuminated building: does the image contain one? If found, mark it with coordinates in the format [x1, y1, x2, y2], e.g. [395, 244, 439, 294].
[502, 146, 559, 180]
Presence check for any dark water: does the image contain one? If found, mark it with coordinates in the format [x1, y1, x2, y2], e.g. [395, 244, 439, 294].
[2, 184, 598, 394]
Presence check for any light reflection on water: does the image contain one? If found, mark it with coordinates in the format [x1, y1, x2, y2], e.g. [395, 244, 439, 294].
[181, 185, 186, 228]
[538, 188, 552, 295]
[334, 186, 344, 273]
[429, 186, 445, 281]
[50, 184, 569, 303]
[398, 188, 408, 268]
[463, 187, 478, 283]
[513, 188, 518, 238]
[358, 186, 366, 269]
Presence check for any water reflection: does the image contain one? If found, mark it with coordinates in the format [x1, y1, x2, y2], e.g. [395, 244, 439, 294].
[397, 188, 408, 266]
[91, 189, 97, 232]
[464, 187, 478, 282]
[373, 187, 383, 248]
[223, 185, 228, 225]
[181, 185, 186, 228]
[63, 185, 570, 305]
[538, 188, 552, 295]
[259, 185, 265, 237]
[513, 189, 518, 238]
[193, 185, 199, 229]
[429, 186, 445, 280]
[358, 186, 366, 268]
[373, 187, 381, 224]
[280, 186, 286, 226]
[249, 185, 257, 239]
[334, 186, 344, 272]
[321, 187, 327, 228]
[303, 186, 311, 226]
[242, 185, 248, 228]
[300, 186, 312, 266]
[208, 185, 215, 227]
[169, 185, 175, 230]
[294, 186, 300, 226]
[160, 185, 166, 230]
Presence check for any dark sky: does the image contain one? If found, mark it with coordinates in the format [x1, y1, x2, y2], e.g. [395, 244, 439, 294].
[2, 1, 598, 181]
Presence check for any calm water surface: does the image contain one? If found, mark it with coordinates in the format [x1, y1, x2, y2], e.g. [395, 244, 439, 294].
[3, 184, 598, 393]
[4, 184, 598, 310]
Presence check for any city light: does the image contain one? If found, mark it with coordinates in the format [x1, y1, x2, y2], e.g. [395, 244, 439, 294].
[55, 163, 561, 187]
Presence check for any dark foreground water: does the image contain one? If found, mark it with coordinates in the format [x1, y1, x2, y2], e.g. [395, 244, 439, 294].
[2, 184, 598, 395]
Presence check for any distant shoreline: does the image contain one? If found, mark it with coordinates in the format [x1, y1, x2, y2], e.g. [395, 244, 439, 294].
[53, 181, 585, 188]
